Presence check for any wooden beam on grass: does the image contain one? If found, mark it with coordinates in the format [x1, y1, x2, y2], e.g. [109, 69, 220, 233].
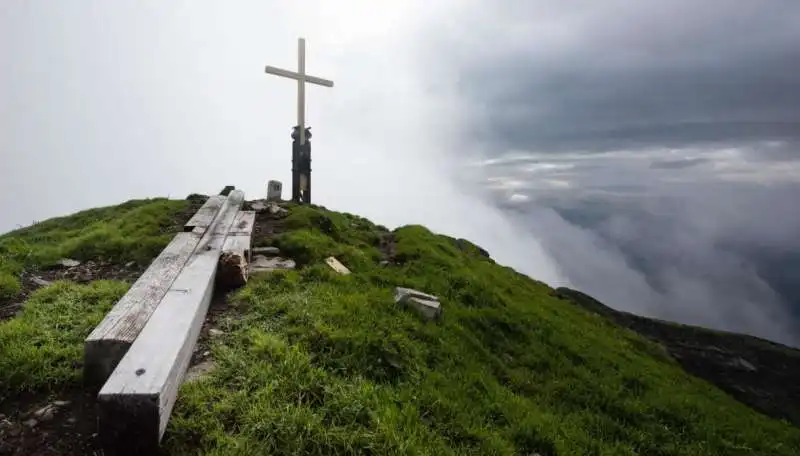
[84, 231, 201, 387]
[84, 192, 227, 387]
[97, 190, 244, 455]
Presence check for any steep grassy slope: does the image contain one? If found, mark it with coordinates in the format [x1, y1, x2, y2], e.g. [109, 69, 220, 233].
[0, 199, 799, 455]
[168, 205, 800, 455]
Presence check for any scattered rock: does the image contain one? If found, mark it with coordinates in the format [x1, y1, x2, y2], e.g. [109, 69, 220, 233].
[730, 357, 758, 372]
[379, 260, 390, 267]
[52, 400, 71, 407]
[125, 261, 136, 268]
[203, 350, 211, 357]
[23, 418, 38, 428]
[0, 418, 12, 430]
[267, 202, 288, 217]
[33, 405, 55, 422]
[395, 287, 442, 320]
[57, 258, 81, 268]
[184, 360, 216, 383]
[66, 417, 77, 424]
[208, 328, 224, 337]
[29, 275, 52, 287]
[251, 201, 267, 212]
[252, 246, 281, 256]
[250, 255, 296, 272]
[324, 256, 351, 275]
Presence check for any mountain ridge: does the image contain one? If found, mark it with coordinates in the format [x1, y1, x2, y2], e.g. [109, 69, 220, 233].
[0, 194, 798, 455]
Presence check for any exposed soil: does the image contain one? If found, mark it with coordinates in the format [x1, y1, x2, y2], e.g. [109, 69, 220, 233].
[0, 261, 147, 323]
[0, 389, 100, 456]
[247, 202, 288, 247]
[377, 232, 397, 265]
[554, 287, 800, 427]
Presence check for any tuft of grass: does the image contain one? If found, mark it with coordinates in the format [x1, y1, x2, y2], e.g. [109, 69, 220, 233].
[163, 204, 800, 455]
[0, 271, 21, 300]
[0, 280, 128, 399]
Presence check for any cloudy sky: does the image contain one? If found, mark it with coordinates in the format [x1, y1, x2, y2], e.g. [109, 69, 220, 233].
[1, 1, 799, 345]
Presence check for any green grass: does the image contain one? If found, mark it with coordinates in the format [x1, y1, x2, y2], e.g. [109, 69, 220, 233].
[1, 199, 799, 454]
[162, 205, 799, 455]
[0, 198, 189, 274]
[0, 280, 128, 400]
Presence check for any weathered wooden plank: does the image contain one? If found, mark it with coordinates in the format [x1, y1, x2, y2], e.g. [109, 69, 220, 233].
[97, 252, 218, 454]
[97, 190, 244, 455]
[183, 195, 225, 233]
[228, 210, 255, 235]
[83, 231, 202, 387]
[324, 256, 351, 275]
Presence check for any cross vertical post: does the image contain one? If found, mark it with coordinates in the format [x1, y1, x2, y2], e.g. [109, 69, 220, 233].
[264, 38, 333, 203]
[297, 38, 306, 145]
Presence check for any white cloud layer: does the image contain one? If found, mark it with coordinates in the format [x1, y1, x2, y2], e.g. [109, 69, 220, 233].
[0, 0, 563, 284]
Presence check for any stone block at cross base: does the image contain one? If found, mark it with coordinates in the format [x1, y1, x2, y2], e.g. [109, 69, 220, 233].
[267, 180, 283, 202]
[394, 287, 442, 320]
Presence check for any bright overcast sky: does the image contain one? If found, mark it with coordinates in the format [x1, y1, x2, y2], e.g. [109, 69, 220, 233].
[2, 1, 799, 345]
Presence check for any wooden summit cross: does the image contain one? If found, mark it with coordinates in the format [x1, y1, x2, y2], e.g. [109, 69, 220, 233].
[265, 38, 333, 204]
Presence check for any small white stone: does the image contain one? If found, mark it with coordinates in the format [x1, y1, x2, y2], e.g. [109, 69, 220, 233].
[184, 360, 216, 383]
[33, 405, 55, 421]
[730, 357, 757, 372]
[52, 400, 70, 407]
[395, 287, 442, 320]
[57, 259, 81, 268]
[30, 276, 51, 287]
[324, 256, 351, 275]
[252, 246, 281, 256]
[250, 255, 296, 272]
[267, 202, 288, 216]
[208, 328, 224, 337]
[23, 418, 38, 428]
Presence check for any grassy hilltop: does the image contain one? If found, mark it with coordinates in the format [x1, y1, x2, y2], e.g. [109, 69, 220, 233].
[0, 196, 799, 455]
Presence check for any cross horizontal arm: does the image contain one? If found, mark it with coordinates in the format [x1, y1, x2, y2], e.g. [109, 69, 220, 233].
[264, 66, 334, 87]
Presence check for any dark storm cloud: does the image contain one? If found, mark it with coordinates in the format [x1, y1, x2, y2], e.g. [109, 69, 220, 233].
[454, 0, 800, 151]
[648, 157, 708, 170]
[440, 1, 800, 345]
